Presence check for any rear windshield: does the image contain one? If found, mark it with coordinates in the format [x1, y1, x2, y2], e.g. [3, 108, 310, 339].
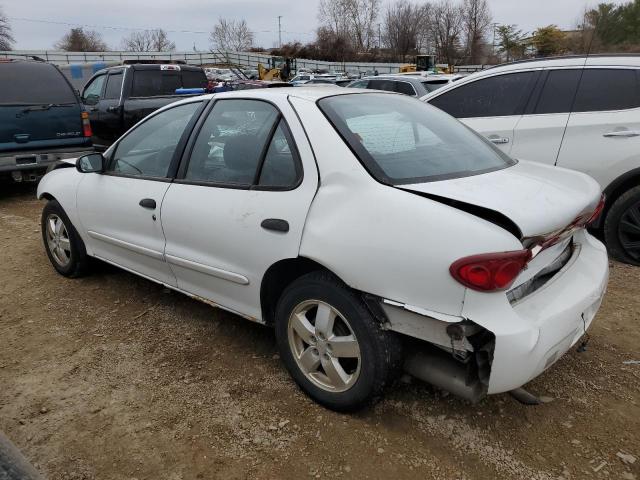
[131, 69, 207, 96]
[318, 93, 515, 184]
[0, 62, 77, 105]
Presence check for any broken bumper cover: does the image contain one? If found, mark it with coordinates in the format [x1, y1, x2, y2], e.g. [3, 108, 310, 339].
[463, 229, 609, 394]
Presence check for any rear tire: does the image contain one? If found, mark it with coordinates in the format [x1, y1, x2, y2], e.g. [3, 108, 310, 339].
[274, 270, 401, 411]
[604, 186, 640, 266]
[41, 200, 89, 277]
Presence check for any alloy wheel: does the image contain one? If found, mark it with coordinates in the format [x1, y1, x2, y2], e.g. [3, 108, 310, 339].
[618, 200, 640, 262]
[45, 214, 72, 267]
[287, 299, 361, 393]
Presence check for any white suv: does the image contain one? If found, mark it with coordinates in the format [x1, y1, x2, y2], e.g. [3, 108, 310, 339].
[422, 55, 640, 265]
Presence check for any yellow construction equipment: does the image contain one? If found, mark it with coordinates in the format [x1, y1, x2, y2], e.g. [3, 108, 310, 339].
[258, 56, 296, 81]
[258, 63, 281, 81]
[399, 55, 440, 73]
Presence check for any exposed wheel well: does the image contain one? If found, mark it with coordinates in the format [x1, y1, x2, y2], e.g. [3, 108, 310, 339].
[39, 192, 55, 201]
[598, 169, 640, 229]
[260, 257, 333, 325]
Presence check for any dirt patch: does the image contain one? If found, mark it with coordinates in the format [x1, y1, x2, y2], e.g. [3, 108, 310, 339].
[1, 184, 638, 480]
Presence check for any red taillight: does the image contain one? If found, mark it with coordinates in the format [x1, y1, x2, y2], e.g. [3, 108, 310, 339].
[450, 249, 532, 292]
[587, 194, 606, 226]
[81, 111, 92, 138]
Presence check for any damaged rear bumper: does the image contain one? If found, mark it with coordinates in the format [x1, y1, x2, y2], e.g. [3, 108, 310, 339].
[379, 229, 609, 400]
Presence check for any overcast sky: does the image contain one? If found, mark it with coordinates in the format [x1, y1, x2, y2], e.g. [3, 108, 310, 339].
[3, 0, 628, 51]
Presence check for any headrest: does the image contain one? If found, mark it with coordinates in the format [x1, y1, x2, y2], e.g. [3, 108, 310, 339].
[223, 135, 261, 172]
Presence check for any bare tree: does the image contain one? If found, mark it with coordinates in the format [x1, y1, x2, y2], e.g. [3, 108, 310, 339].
[383, 0, 428, 62]
[209, 18, 253, 52]
[319, 0, 350, 37]
[431, 0, 464, 67]
[462, 0, 491, 63]
[0, 5, 15, 51]
[122, 29, 175, 52]
[55, 28, 107, 51]
[345, 0, 380, 51]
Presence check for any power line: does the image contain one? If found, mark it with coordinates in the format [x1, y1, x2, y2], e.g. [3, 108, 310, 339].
[8, 16, 315, 36]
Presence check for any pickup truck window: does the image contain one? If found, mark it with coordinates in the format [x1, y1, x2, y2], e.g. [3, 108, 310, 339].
[132, 70, 204, 97]
[0, 62, 76, 105]
[83, 74, 106, 102]
[104, 73, 124, 100]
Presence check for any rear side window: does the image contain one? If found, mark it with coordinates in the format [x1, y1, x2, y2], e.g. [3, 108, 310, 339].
[534, 69, 582, 114]
[395, 81, 417, 96]
[0, 62, 77, 105]
[185, 100, 280, 185]
[258, 120, 300, 188]
[430, 72, 536, 118]
[104, 73, 124, 100]
[368, 79, 396, 93]
[573, 69, 640, 112]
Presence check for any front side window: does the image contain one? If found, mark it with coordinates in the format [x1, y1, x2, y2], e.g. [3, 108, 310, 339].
[573, 69, 640, 112]
[109, 102, 201, 178]
[429, 72, 536, 118]
[82, 74, 106, 103]
[104, 73, 124, 100]
[348, 80, 368, 88]
[319, 93, 515, 184]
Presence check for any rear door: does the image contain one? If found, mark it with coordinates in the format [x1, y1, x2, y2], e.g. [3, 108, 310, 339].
[427, 71, 539, 154]
[511, 68, 582, 165]
[556, 67, 640, 188]
[161, 97, 318, 320]
[0, 61, 84, 152]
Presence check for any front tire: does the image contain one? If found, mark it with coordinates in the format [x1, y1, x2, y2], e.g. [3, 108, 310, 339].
[275, 271, 401, 411]
[604, 186, 640, 266]
[41, 200, 89, 277]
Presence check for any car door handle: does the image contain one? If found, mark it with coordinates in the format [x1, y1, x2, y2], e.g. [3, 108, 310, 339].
[139, 198, 156, 209]
[261, 218, 289, 233]
[88, 107, 98, 112]
[488, 136, 510, 144]
[106, 106, 120, 113]
[603, 130, 640, 138]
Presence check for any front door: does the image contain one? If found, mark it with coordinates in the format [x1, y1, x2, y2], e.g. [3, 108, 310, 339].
[76, 101, 203, 285]
[95, 69, 125, 148]
[161, 98, 318, 320]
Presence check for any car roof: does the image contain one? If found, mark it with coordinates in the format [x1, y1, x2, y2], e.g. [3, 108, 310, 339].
[362, 75, 424, 82]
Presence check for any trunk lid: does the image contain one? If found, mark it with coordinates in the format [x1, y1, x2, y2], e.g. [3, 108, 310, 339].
[401, 160, 601, 239]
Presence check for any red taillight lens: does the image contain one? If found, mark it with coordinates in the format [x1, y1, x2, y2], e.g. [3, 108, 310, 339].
[587, 194, 606, 226]
[450, 249, 532, 292]
[81, 111, 92, 138]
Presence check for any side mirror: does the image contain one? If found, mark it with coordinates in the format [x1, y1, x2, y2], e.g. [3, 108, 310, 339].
[83, 94, 99, 106]
[76, 153, 104, 173]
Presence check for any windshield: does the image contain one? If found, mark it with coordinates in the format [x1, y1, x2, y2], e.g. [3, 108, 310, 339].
[0, 62, 77, 105]
[422, 79, 449, 92]
[318, 93, 515, 184]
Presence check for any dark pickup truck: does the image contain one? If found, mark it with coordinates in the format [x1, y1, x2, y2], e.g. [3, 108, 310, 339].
[81, 64, 208, 149]
[0, 59, 93, 183]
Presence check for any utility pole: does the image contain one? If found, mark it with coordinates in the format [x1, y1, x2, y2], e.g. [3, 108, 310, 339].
[378, 23, 381, 49]
[278, 16, 283, 48]
[491, 22, 499, 56]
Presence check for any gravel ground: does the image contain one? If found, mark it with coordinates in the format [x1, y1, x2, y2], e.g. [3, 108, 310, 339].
[0, 183, 638, 480]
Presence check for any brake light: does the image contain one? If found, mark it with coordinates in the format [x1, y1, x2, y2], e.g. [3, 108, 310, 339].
[587, 194, 606, 226]
[81, 111, 92, 138]
[450, 249, 532, 292]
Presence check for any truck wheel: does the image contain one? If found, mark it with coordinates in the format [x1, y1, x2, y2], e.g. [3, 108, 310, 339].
[604, 185, 640, 266]
[274, 271, 401, 411]
[41, 200, 89, 277]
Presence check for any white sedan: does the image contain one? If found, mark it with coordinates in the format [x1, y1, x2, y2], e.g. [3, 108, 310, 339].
[38, 88, 609, 411]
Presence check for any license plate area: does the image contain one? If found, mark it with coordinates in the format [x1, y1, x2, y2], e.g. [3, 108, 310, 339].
[15, 155, 37, 166]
